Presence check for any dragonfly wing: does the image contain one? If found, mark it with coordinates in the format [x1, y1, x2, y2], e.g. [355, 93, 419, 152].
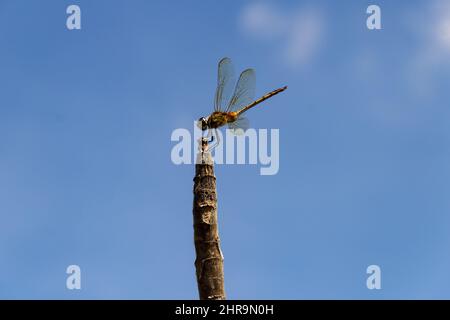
[226, 68, 256, 113]
[228, 116, 250, 135]
[214, 57, 235, 112]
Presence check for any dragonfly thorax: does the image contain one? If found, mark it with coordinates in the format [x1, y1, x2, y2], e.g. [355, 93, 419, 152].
[205, 111, 238, 130]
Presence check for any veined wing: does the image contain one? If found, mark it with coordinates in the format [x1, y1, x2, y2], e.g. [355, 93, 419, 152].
[214, 57, 235, 112]
[226, 68, 256, 113]
[228, 116, 249, 135]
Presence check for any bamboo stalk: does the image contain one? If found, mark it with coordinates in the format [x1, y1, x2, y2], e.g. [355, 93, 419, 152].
[192, 138, 226, 300]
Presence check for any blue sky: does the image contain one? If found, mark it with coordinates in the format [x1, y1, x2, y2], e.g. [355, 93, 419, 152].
[1, 0, 450, 299]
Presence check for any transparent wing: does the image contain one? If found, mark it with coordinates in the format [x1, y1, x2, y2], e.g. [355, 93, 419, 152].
[214, 57, 235, 112]
[228, 116, 250, 135]
[226, 68, 256, 113]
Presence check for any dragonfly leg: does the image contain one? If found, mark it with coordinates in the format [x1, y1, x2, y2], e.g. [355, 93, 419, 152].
[207, 128, 215, 144]
[215, 128, 220, 147]
[205, 129, 216, 151]
[208, 129, 220, 152]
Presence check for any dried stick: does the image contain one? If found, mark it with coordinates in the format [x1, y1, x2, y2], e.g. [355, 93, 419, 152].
[192, 138, 226, 300]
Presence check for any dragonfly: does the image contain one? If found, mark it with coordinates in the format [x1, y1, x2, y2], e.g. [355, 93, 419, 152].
[198, 57, 287, 150]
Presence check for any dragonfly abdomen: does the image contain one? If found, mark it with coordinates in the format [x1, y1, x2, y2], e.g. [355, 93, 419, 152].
[237, 86, 287, 116]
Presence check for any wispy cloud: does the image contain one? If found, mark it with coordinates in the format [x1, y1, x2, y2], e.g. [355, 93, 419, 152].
[239, 2, 326, 68]
[239, 2, 286, 41]
[406, 1, 450, 96]
[430, 2, 450, 53]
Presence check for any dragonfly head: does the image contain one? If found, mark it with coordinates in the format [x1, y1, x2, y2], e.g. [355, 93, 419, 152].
[197, 117, 208, 131]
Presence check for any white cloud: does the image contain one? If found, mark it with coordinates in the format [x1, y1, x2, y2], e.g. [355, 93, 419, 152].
[239, 2, 325, 68]
[240, 2, 286, 40]
[283, 9, 324, 68]
[406, 1, 450, 96]
[431, 2, 450, 52]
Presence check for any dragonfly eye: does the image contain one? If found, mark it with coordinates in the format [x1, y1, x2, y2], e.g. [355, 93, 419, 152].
[197, 117, 208, 131]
